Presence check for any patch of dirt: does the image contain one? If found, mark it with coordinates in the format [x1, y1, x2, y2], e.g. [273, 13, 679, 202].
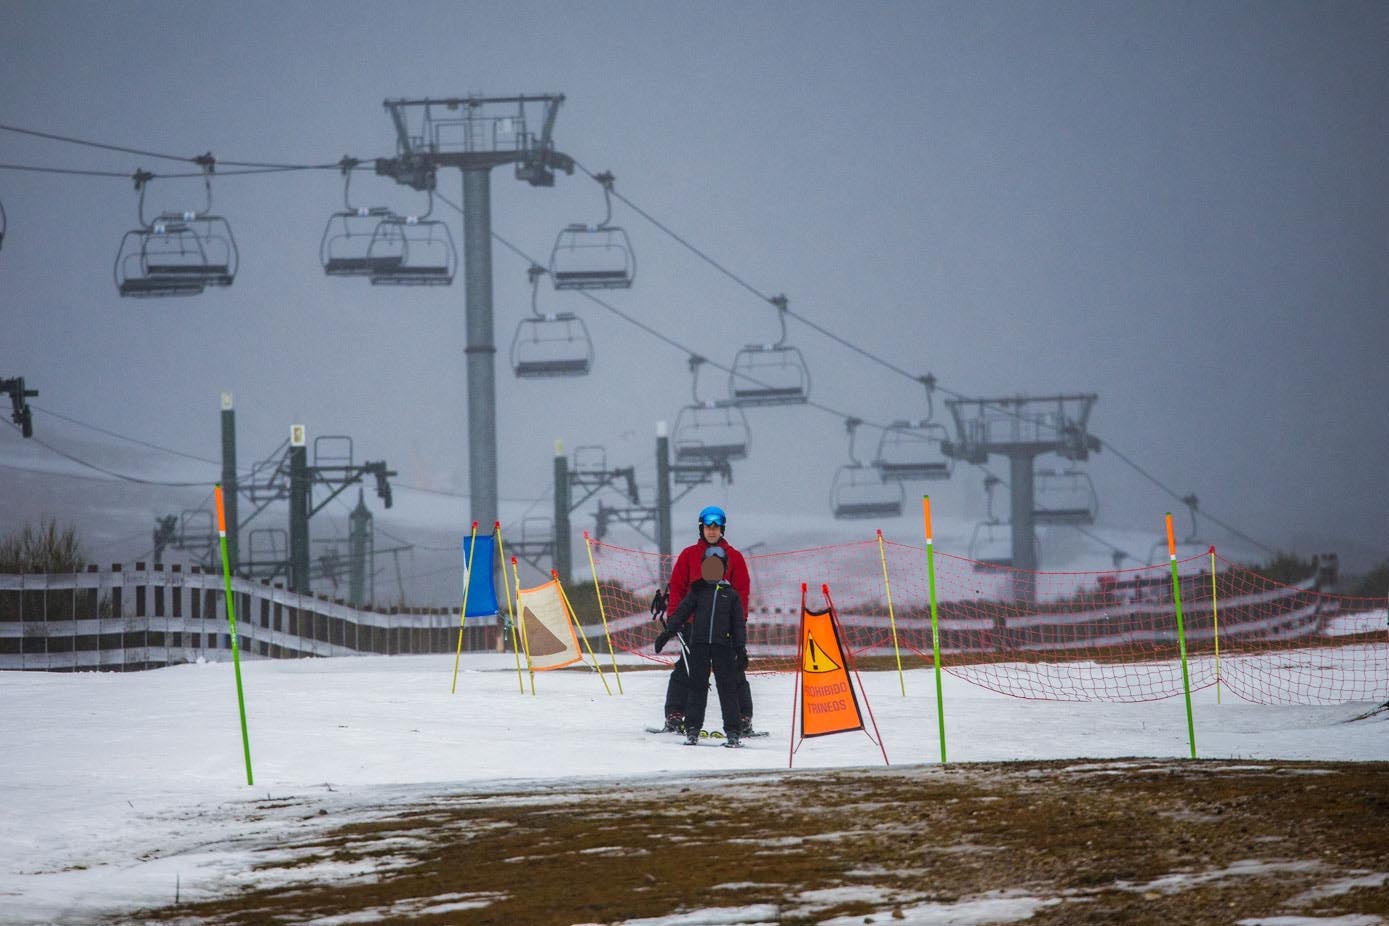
[126, 759, 1389, 925]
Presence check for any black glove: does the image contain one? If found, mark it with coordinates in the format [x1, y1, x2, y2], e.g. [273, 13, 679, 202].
[735, 645, 749, 673]
[655, 629, 674, 654]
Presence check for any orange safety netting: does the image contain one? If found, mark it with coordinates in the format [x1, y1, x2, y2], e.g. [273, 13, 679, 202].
[583, 537, 1387, 706]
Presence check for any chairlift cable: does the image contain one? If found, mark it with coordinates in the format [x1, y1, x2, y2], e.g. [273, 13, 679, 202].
[574, 157, 1281, 553]
[1, 417, 215, 487]
[486, 220, 899, 435]
[575, 160, 772, 304]
[577, 158, 1075, 432]
[0, 121, 348, 171]
[30, 403, 232, 468]
[0, 125, 1272, 549]
[1096, 440, 1274, 554]
[0, 162, 132, 179]
[0, 122, 202, 164]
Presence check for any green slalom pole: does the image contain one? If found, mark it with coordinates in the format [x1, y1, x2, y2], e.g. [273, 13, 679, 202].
[215, 485, 254, 786]
[922, 496, 947, 764]
[1165, 513, 1197, 759]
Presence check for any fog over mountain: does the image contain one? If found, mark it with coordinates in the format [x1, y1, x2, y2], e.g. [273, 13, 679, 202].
[3, 2, 1386, 602]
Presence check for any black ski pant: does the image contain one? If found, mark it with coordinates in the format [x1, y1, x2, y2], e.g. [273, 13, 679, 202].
[664, 643, 752, 723]
[680, 642, 741, 736]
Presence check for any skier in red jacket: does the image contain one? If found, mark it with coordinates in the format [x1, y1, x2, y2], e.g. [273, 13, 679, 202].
[657, 505, 754, 734]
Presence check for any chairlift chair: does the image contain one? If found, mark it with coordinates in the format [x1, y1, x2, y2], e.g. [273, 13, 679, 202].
[671, 356, 750, 464]
[968, 520, 1014, 571]
[115, 222, 209, 297]
[671, 402, 751, 465]
[549, 172, 634, 289]
[1032, 468, 1098, 526]
[511, 264, 593, 377]
[114, 167, 238, 297]
[511, 315, 592, 377]
[368, 213, 456, 285]
[320, 207, 400, 276]
[829, 416, 903, 520]
[873, 420, 953, 482]
[729, 343, 810, 406]
[831, 464, 904, 520]
[729, 294, 810, 406]
[176, 216, 236, 287]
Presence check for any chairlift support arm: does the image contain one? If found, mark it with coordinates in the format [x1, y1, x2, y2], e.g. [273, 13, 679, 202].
[1, 377, 37, 438]
[308, 461, 397, 517]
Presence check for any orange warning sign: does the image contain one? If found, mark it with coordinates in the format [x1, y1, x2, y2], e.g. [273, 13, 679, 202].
[799, 605, 864, 737]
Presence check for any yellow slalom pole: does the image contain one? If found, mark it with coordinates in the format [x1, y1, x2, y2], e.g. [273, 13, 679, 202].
[1210, 545, 1221, 705]
[553, 570, 613, 696]
[583, 531, 623, 694]
[877, 529, 907, 696]
[450, 521, 479, 694]
[512, 557, 535, 695]
[494, 522, 525, 694]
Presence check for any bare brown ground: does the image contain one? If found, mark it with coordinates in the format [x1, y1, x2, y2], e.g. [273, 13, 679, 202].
[126, 759, 1389, 925]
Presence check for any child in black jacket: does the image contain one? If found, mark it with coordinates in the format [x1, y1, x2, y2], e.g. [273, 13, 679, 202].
[654, 546, 747, 746]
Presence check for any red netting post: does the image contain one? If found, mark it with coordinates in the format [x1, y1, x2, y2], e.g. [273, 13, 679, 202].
[1166, 513, 1197, 758]
[790, 583, 807, 769]
[1209, 545, 1221, 704]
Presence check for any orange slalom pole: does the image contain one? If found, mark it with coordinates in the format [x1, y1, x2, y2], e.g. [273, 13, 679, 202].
[214, 484, 254, 786]
[922, 496, 947, 764]
[1166, 513, 1197, 758]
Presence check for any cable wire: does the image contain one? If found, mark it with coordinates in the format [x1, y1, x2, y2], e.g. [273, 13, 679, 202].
[32, 404, 223, 467]
[1, 418, 216, 486]
[570, 158, 1278, 553]
[0, 121, 351, 171]
[0, 162, 133, 178]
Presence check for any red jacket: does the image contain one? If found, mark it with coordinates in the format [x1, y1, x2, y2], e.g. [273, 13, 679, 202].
[668, 538, 751, 618]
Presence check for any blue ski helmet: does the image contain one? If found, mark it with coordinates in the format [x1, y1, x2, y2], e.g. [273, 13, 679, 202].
[697, 505, 727, 530]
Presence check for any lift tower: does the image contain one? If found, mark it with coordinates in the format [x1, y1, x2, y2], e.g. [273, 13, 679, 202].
[374, 95, 574, 530]
[942, 394, 1100, 602]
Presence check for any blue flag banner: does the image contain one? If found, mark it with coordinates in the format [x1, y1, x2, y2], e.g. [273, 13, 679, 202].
[461, 533, 500, 617]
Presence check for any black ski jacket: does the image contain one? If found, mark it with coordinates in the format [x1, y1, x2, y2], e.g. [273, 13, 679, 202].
[665, 578, 745, 648]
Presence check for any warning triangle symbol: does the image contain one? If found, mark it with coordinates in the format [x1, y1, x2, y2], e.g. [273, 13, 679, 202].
[523, 605, 567, 657]
[802, 632, 841, 674]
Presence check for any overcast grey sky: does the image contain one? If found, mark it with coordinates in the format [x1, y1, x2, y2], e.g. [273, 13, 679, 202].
[2, 0, 1386, 584]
